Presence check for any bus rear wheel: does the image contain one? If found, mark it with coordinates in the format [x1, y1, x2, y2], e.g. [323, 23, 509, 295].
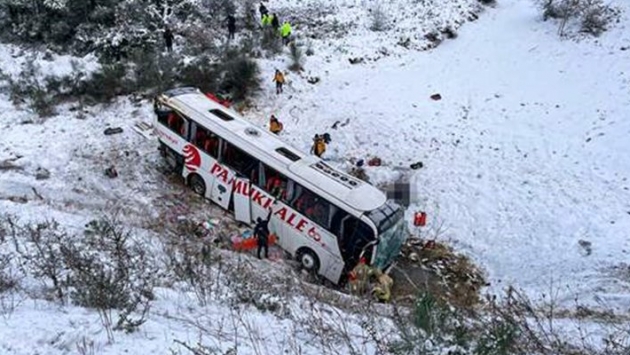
[296, 248, 320, 274]
[188, 174, 206, 196]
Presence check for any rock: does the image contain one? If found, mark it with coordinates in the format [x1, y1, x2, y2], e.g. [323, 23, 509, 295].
[348, 57, 364, 65]
[35, 167, 50, 180]
[430, 93, 442, 101]
[104, 127, 123, 135]
[410, 161, 423, 170]
[105, 166, 118, 178]
[0, 159, 23, 171]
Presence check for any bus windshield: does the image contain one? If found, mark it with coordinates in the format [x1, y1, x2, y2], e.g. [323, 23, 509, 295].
[367, 201, 407, 270]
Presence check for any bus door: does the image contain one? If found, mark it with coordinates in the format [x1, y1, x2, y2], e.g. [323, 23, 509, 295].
[232, 176, 252, 223]
[209, 167, 233, 210]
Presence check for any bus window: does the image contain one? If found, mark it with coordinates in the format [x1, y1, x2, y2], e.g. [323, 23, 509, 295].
[191, 122, 221, 158]
[291, 184, 331, 229]
[221, 141, 259, 183]
[163, 111, 189, 139]
[261, 164, 291, 202]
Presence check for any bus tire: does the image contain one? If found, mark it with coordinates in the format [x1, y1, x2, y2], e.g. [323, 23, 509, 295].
[296, 248, 320, 274]
[188, 173, 206, 196]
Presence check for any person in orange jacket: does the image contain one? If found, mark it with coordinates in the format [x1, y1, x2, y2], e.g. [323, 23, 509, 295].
[310, 134, 326, 157]
[269, 115, 283, 134]
[273, 69, 285, 94]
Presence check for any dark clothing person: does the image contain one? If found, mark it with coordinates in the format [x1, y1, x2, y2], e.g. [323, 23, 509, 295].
[259, 3, 268, 18]
[163, 27, 174, 52]
[254, 209, 273, 259]
[227, 15, 236, 40]
[271, 14, 279, 30]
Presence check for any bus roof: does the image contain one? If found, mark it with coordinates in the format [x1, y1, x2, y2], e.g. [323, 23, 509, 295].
[159, 88, 387, 213]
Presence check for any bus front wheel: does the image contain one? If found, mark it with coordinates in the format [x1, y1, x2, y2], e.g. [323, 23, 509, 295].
[296, 248, 320, 274]
[188, 174, 206, 196]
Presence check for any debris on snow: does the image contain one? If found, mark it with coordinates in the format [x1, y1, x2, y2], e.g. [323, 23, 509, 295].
[348, 57, 365, 64]
[430, 93, 442, 101]
[104, 127, 124, 135]
[105, 166, 118, 178]
[35, 167, 50, 180]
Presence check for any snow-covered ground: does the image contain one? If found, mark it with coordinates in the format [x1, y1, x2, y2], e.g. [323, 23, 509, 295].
[249, 0, 630, 309]
[1, 0, 630, 353]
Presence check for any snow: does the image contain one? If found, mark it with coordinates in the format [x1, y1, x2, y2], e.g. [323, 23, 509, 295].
[1, 0, 630, 353]
[251, 0, 630, 310]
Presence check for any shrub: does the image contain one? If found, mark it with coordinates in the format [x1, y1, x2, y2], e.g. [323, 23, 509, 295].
[538, 0, 619, 37]
[78, 62, 129, 104]
[261, 27, 283, 56]
[288, 42, 304, 71]
[369, 4, 389, 32]
[220, 54, 261, 101]
[178, 56, 222, 94]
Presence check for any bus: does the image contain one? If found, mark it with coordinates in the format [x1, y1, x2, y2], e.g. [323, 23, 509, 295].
[152, 87, 408, 285]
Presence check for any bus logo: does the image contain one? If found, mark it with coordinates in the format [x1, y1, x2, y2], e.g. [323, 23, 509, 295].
[183, 144, 201, 172]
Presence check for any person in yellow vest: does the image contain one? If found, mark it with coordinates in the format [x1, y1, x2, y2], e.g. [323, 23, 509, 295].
[269, 115, 283, 134]
[280, 21, 292, 45]
[273, 69, 285, 94]
[261, 13, 272, 27]
[348, 257, 371, 295]
[370, 268, 393, 303]
[310, 134, 326, 158]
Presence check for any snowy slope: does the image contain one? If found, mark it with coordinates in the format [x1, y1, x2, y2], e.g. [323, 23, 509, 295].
[248, 0, 630, 310]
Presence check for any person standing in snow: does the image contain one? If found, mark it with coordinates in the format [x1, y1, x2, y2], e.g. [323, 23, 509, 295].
[259, 2, 269, 18]
[163, 26, 174, 52]
[254, 208, 273, 259]
[280, 21, 292, 46]
[269, 115, 283, 134]
[227, 14, 236, 40]
[273, 69, 285, 94]
[311, 134, 326, 158]
[271, 13, 280, 32]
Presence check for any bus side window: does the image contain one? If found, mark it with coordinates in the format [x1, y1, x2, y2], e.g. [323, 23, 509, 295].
[191, 122, 220, 158]
[291, 184, 331, 229]
[261, 164, 290, 202]
[164, 112, 189, 139]
[221, 141, 259, 182]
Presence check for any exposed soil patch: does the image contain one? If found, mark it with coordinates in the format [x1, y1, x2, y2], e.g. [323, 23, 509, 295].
[391, 237, 487, 310]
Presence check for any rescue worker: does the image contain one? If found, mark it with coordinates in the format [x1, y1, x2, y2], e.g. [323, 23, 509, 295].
[269, 115, 283, 134]
[261, 13, 272, 27]
[271, 13, 280, 31]
[254, 208, 273, 259]
[259, 2, 268, 18]
[310, 134, 326, 157]
[349, 257, 371, 295]
[163, 26, 174, 52]
[273, 69, 285, 94]
[280, 21, 292, 45]
[227, 14, 236, 40]
[370, 268, 393, 303]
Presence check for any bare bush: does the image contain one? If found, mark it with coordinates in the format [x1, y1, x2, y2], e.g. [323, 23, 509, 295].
[3, 58, 58, 118]
[369, 4, 389, 32]
[287, 42, 304, 72]
[7, 217, 70, 303]
[538, 0, 619, 37]
[260, 27, 283, 56]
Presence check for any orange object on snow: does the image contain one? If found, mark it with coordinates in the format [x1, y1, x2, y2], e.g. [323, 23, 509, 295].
[414, 211, 427, 226]
[233, 233, 277, 251]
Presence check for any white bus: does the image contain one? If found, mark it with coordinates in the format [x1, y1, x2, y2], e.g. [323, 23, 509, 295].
[152, 87, 407, 285]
